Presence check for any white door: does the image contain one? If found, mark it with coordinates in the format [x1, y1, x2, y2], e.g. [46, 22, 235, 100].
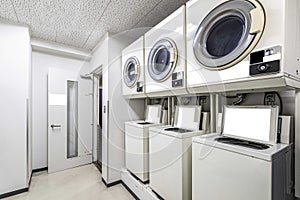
[48, 68, 92, 173]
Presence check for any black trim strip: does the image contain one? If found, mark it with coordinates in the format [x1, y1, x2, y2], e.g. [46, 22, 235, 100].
[101, 178, 139, 200]
[32, 167, 48, 173]
[93, 162, 102, 173]
[28, 173, 33, 187]
[101, 178, 122, 188]
[121, 181, 139, 200]
[129, 171, 149, 185]
[0, 188, 28, 199]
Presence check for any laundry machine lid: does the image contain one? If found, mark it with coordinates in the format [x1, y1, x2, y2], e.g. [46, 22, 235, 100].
[147, 38, 178, 81]
[193, 0, 265, 70]
[145, 105, 162, 123]
[173, 105, 202, 130]
[123, 57, 140, 88]
[221, 105, 279, 145]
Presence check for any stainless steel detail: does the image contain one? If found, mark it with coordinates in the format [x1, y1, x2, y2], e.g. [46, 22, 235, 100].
[123, 57, 140, 88]
[148, 38, 178, 81]
[51, 124, 61, 128]
[193, 0, 260, 70]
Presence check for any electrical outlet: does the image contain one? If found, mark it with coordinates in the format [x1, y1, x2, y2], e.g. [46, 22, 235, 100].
[199, 96, 207, 104]
[265, 93, 275, 103]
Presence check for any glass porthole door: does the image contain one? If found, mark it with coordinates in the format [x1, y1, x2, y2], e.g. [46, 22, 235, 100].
[148, 39, 178, 81]
[193, 0, 265, 70]
[123, 57, 140, 88]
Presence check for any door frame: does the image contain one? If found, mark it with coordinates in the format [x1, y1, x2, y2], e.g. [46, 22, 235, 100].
[91, 66, 103, 164]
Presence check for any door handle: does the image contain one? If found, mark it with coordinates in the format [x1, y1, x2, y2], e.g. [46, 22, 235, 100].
[51, 124, 61, 128]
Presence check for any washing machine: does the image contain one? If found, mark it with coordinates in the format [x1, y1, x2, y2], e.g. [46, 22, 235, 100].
[125, 105, 163, 182]
[186, 0, 300, 89]
[149, 105, 206, 200]
[192, 106, 292, 200]
[145, 5, 187, 97]
[122, 36, 146, 98]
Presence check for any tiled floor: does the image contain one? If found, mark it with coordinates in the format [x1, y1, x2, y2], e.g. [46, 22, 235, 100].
[4, 164, 135, 200]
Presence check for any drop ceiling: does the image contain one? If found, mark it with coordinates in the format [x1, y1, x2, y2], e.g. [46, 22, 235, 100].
[0, 0, 187, 51]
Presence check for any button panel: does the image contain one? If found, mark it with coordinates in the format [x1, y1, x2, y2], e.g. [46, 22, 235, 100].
[136, 81, 143, 92]
[250, 60, 280, 76]
[172, 71, 184, 87]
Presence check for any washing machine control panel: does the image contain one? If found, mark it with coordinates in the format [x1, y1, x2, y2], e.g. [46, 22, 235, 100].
[249, 46, 281, 76]
[172, 71, 184, 87]
[136, 81, 143, 92]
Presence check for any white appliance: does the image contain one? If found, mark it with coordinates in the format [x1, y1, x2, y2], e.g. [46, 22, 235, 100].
[122, 36, 146, 98]
[125, 105, 163, 182]
[186, 0, 300, 88]
[145, 5, 187, 97]
[149, 105, 205, 200]
[192, 106, 292, 200]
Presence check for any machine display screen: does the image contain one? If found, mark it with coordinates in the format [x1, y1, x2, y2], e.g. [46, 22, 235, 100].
[222, 107, 275, 143]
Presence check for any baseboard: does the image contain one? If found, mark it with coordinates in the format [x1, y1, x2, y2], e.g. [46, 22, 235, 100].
[101, 177, 139, 200]
[93, 162, 102, 173]
[32, 167, 48, 173]
[28, 173, 33, 187]
[101, 178, 123, 188]
[0, 188, 28, 199]
[121, 181, 140, 200]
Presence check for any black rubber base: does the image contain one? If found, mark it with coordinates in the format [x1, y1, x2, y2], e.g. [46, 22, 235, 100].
[0, 188, 28, 199]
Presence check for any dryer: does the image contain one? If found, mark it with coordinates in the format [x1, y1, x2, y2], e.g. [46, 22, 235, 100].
[186, 0, 300, 90]
[145, 5, 187, 97]
[122, 36, 146, 98]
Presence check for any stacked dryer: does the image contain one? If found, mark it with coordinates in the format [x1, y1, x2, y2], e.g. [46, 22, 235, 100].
[186, 0, 300, 89]
[145, 5, 187, 97]
[122, 36, 146, 98]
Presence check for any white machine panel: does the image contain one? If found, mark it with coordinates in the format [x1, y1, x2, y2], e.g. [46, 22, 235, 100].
[149, 106, 205, 200]
[192, 141, 272, 200]
[125, 105, 163, 182]
[192, 134, 292, 200]
[145, 6, 187, 97]
[186, 0, 300, 90]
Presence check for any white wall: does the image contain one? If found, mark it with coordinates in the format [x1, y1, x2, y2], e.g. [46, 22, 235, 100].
[0, 22, 31, 195]
[91, 34, 145, 184]
[31, 51, 91, 169]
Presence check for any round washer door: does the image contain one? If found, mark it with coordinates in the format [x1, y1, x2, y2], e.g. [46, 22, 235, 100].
[123, 57, 140, 88]
[193, 0, 265, 70]
[148, 39, 178, 81]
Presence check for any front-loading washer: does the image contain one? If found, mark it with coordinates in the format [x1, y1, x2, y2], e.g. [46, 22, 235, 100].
[125, 105, 163, 182]
[145, 5, 187, 97]
[149, 105, 206, 200]
[122, 36, 146, 98]
[186, 0, 300, 90]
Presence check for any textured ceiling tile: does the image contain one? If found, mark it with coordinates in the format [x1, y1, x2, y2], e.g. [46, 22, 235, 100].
[83, 22, 109, 50]
[11, 0, 110, 49]
[30, 25, 57, 41]
[0, 0, 18, 22]
[1, 0, 188, 50]
[134, 0, 188, 29]
[100, 0, 161, 33]
[56, 0, 111, 31]
[56, 29, 90, 48]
